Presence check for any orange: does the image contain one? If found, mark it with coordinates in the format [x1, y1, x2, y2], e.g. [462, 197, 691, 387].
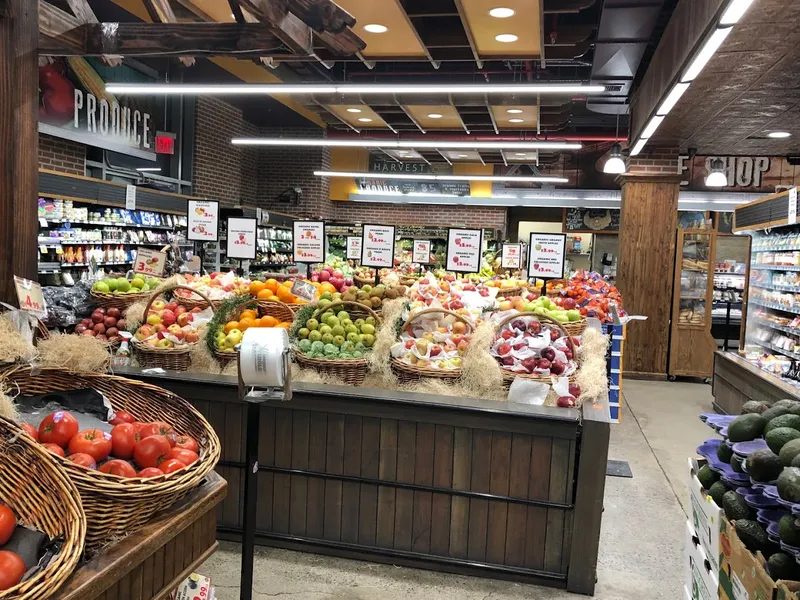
[261, 315, 278, 328]
[276, 287, 291, 302]
[240, 309, 257, 321]
[265, 278, 279, 293]
[224, 321, 239, 334]
[318, 282, 336, 296]
[257, 288, 274, 300]
[277, 321, 290, 329]
[249, 281, 266, 296]
[238, 317, 254, 331]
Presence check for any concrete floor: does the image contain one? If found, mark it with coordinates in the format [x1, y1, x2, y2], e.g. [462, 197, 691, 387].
[200, 380, 715, 599]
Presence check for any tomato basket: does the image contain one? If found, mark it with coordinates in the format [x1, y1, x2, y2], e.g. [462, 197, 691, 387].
[0, 416, 85, 600]
[0, 365, 220, 551]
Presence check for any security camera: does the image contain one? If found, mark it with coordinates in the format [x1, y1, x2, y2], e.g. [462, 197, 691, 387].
[293, 186, 302, 194]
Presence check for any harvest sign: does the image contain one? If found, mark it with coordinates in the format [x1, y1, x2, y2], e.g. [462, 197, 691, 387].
[446, 228, 482, 273]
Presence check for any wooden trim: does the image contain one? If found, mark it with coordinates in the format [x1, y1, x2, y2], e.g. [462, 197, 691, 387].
[737, 188, 789, 208]
[150, 542, 219, 600]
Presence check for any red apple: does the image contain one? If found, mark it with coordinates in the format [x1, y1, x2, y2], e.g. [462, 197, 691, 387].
[528, 321, 542, 335]
[151, 300, 166, 311]
[96, 334, 108, 342]
[550, 359, 566, 375]
[537, 358, 551, 370]
[176, 313, 192, 327]
[430, 346, 442, 357]
[94, 307, 106, 315]
[521, 357, 538, 373]
[319, 271, 331, 282]
[75, 324, 87, 334]
[501, 356, 515, 366]
[116, 319, 127, 331]
[160, 310, 177, 327]
[103, 316, 118, 328]
[513, 342, 527, 351]
[106, 327, 119, 338]
[185, 331, 200, 343]
[165, 301, 179, 313]
[501, 329, 515, 341]
[404, 339, 415, 350]
[568, 383, 581, 398]
[498, 342, 512, 356]
[81, 329, 96, 337]
[152, 324, 166, 334]
[91, 312, 104, 324]
[549, 328, 560, 342]
[557, 396, 576, 408]
[106, 307, 122, 319]
[175, 305, 187, 316]
[135, 325, 153, 341]
[571, 337, 581, 347]
[562, 298, 577, 310]
[540, 347, 556, 362]
[92, 323, 106, 335]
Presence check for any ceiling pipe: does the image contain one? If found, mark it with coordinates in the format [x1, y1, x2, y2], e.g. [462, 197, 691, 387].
[325, 131, 624, 142]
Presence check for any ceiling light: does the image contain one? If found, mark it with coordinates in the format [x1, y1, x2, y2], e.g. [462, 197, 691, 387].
[657, 82, 690, 116]
[358, 118, 373, 123]
[346, 108, 362, 113]
[495, 34, 518, 43]
[630, 138, 647, 156]
[364, 24, 388, 33]
[508, 118, 524, 123]
[515, 153, 527, 157]
[681, 27, 733, 82]
[231, 138, 582, 150]
[314, 171, 568, 183]
[136, 167, 161, 172]
[427, 113, 443, 119]
[641, 115, 665, 139]
[705, 157, 728, 187]
[768, 131, 792, 139]
[720, 0, 755, 25]
[507, 109, 523, 114]
[603, 143, 626, 175]
[456, 154, 469, 158]
[489, 7, 515, 18]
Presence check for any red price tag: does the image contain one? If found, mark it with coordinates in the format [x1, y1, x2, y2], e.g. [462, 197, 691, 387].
[133, 247, 167, 278]
[14, 276, 47, 317]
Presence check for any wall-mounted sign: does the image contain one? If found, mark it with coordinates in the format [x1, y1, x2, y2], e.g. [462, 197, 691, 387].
[528, 233, 566, 279]
[346, 236, 362, 260]
[501, 243, 522, 269]
[154, 131, 176, 155]
[790, 187, 798, 226]
[133, 247, 167, 277]
[446, 228, 482, 273]
[125, 185, 136, 210]
[14, 276, 46, 318]
[356, 178, 470, 196]
[680, 155, 800, 193]
[187, 200, 219, 242]
[293, 221, 325, 263]
[412, 240, 432, 264]
[563, 208, 620, 233]
[226, 217, 257, 260]
[361, 224, 396, 269]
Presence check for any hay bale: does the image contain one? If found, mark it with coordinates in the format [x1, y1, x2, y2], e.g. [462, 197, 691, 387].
[37, 333, 111, 373]
[0, 313, 37, 364]
[0, 381, 17, 420]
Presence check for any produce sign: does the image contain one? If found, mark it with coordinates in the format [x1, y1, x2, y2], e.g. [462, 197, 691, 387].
[293, 221, 325, 263]
[446, 228, 482, 273]
[187, 200, 219, 242]
[501, 244, 522, 269]
[528, 233, 566, 279]
[413, 240, 432, 264]
[361, 225, 396, 269]
[133, 247, 166, 277]
[226, 217, 257, 261]
[14, 276, 47, 318]
[346, 236, 362, 260]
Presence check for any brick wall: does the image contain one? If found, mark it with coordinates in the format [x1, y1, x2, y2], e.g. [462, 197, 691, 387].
[38, 133, 85, 175]
[626, 147, 680, 175]
[334, 202, 507, 231]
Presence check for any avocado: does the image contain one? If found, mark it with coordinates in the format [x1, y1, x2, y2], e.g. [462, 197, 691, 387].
[708, 481, 727, 507]
[743, 401, 771, 415]
[779, 514, 800, 546]
[780, 439, 800, 466]
[766, 414, 800, 434]
[718, 443, 734, 463]
[762, 405, 793, 422]
[723, 491, 754, 521]
[766, 427, 800, 454]
[778, 467, 800, 503]
[768, 552, 800, 581]
[790, 454, 800, 469]
[728, 413, 767, 442]
[698, 464, 720, 489]
[773, 399, 800, 409]
[731, 453, 745, 473]
[736, 519, 770, 553]
[747, 449, 784, 482]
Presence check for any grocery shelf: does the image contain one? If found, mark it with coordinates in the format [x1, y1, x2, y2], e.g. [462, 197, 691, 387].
[752, 247, 800, 253]
[752, 339, 800, 361]
[753, 317, 800, 337]
[749, 299, 800, 315]
[751, 282, 800, 293]
[40, 219, 180, 230]
[59, 261, 133, 267]
[46, 239, 191, 247]
[751, 265, 800, 272]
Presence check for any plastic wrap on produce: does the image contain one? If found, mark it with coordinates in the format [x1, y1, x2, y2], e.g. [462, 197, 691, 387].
[41, 281, 95, 328]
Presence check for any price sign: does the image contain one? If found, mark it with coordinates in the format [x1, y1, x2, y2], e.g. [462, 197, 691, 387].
[528, 233, 566, 279]
[291, 279, 317, 302]
[133, 247, 167, 277]
[125, 185, 137, 210]
[412, 240, 432, 264]
[446, 228, 483, 273]
[501, 243, 522, 269]
[187, 200, 219, 242]
[361, 224, 396, 268]
[14, 276, 47, 317]
[346, 236, 362, 260]
[226, 217, 257, 260]
[293, 221, 325, 263]
[790, 187, 798, 225]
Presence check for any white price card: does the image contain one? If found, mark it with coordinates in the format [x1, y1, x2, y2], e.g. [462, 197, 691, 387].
[528, 233, 566, 279]
[501, 243, 522, 269]
[187, 200, 219, 242]
[790, 187, 798, 225]
[133, 247, 167, 277]
[446, 228, 482, 273]
[361, 224, 395, 268]
[227, 217, 258, 260]
[412, 240, 431, 264]
[346, 236, 362, 260]
[293, 221, 325, 263]
[125, 185, 136, 210]
[291, 279, 317, 302]
[14, 276, 47, 317]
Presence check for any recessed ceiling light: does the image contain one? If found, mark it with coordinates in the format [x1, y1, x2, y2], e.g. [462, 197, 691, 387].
[364, 24, 388, 34]
[358, 118, 373, 123]
[427, 113, 443, 119]
[515, 153, 527, 157]
[456, 154, 469, 158]
[768, 131, 791, 138]
[397, 150, 408, 154]
[489, 7, 515, 18]
[507, 109, 523, 114]
[509, 118, 524, 123]
[346, 108, 362, 113]
[495, 34, 518, 43]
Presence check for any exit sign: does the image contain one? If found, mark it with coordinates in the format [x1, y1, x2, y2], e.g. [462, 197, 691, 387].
[155, 131, 176, 155]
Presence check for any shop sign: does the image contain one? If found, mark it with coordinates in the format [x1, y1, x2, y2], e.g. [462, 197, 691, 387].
[680, 155, 800, 193]
[125, 185, 136, 210]
[501, 243, 522, 269]
[412, 240, 432, 264]
[528, 233, 566, 279]
[446, 228, 482, 273]
[361, 224, 396, 268]
[187, 200, 219, 242]
[790, 187, 798, 225]
[356, 178, 470, 196]
[293, 221, 325, 263]
[369, 159, 434, 174]
[14, 276, 47, 318]
[346, 236, 362, 260]
[226, 217, 257, 260]
[133, 247, 167, 277]
[564, 208, 620, 233]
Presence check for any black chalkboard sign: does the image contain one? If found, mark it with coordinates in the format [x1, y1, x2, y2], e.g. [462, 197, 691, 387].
[563, 208, 620, 233]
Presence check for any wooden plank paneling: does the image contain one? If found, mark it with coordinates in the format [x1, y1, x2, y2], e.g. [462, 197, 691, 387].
[505, 434, 533, 567]
[323, 413, 345, 541]
[272, 408, 293, 533]
[524, 437, 552, 570]
[412, 423, 435, 554]
[487, 432, 511, 564]
[290, 410, 310, 536]
[359, 416, 380, 547]
[467, 429, 492, 561]
[341, 415, 363, 544]
[430, 425, 454, 556]
[306, 412, 328, 538]
[545, 438, 571, 573]
[256, 407, 276, 532]
[449, 427, 472, 558]
[376, 419, 398, 547]
[394, 420, 416, 551]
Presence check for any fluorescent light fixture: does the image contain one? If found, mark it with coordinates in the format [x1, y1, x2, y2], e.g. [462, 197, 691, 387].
[681, 27, 732, 82]
[495, 34, 518, 43]
[720, 0, 755, 25]
[507, 109, 523, 114]
[136, 167, 161, 172]
[630, 138, 648, 156]
[603, 143, 626, 174]
[489, 7, 515, 18]
[357, 117, 373, 123]
[657, 82, 690, 116]
[678, 200, 707, 204]
[314, 170, 569, 183]
[364, 24, 388, 33]
[712, 199, 748, 204]
[427, 113, 443, 119]
[641, 115, 665, 139]
[768, 131, 792, 138]
[509, 118, 524, 123]
[231, 138, 582, 150]
[346, 108, 362, 113]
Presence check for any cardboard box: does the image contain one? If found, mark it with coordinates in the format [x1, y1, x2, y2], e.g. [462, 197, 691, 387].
[686, 520, 719, 600]
[688, 457, 723, 573]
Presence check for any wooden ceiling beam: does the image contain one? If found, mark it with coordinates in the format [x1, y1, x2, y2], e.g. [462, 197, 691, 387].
[64, 0, 123, 66]
[284, 0, 356, 33]
[315, 28, 366, 56]
[234, 0, 314, 55]
[39, 1, 85, 54]
[142, 0, 195, 66]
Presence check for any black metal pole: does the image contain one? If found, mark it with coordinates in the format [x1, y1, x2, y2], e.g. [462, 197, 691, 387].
[374, 269, 380, 287]
[240, 400, 260, 600]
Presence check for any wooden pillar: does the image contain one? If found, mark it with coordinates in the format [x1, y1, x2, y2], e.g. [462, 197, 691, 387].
[0, 0, 39, 305]
[616, 174, 682, 378]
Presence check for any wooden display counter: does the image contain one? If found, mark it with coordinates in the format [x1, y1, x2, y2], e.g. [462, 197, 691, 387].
[113, 367, 610, 596]
[713, 351, 800, 414]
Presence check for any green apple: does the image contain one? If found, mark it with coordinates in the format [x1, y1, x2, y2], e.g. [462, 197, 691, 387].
[346, 332, 360, 343]
[365, 316, 376, 326]
[93, 281, 110, 293]
[318, 299, 332, 309]
[362, 334, 375, 347]
[306, 318, 319, 331]
[331, 325, 345, 337]
[337, 311, 350, 322]
[104, 278, 118, 292]
[354, 318, 365, 328]
[341, 319, 353, 329]
[566, 309, 581, 322]
[333, 335, 345, 347]
[321, 332, 334, 345]
[344, 324, 358, 336]
[326, 315, 340, 328]
[308, 330, 322, 342]
[226, 329, 243, 346]
[360, 323, 375, 336]
[298, 327, 310, 339]
[116, 278, 131, 293]
[131, 277, 145, 289]
[320, 291, 333, 301]
[319, 324, 332, 336]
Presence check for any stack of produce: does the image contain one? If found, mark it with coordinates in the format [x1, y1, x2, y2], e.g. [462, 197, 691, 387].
[175, 272, 250, 308]
[484, 277, 527, 296]
[312, 256, 353, 279]
[339, 283, 403, 313]
[211, 300, 292, 364]
[550, 270, 625, 323]
[90, 274, 160, 309]
[75, 306, 126, 344]
[133, 299, 205, 349]
[308, 264, 353, 292]
[406, 273, 493, 322]
[250, 277, 305, 307]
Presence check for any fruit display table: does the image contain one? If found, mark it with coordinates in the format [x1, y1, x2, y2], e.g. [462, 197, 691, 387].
[51, 471, 227, 600]
[712, 351, 800, 414]
[113, 367, 610, 595]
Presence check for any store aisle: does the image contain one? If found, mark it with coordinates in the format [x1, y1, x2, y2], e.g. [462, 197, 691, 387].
[200, 380, 710, 599]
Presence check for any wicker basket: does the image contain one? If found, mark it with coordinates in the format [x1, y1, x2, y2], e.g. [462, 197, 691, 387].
[495, 286, 523, 297]
[174, 293, 222, 311]
[561, 318, 588, 337]
[354, 272, 376, 287]
[212, 297, 289, 367]
[390, 308, 474, 384]
[0, 301, 49, 345]
[90, 289, 151, 311]
[545, 280, 567, 298]
[293, 301, 381, 386]
[0, 365, 221, 551]
[257, 298, 296, 323]
[0, 416, 85, 600]
[132, 285, 213, 372]
[495, 312, 578, 387]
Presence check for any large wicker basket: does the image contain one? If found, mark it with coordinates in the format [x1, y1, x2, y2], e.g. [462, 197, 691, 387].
[90, 283, 152, 311]
[293, 301, 381, 386]
[561, 317, 588, 337]
[132, 285, 213, 372]
[0, 416, 85, 600]
[0, 365, 221, 551]
[390, 308, 474, 384]
[257, 298, 296, 323]
[495, 286, 523, 297]
[212, 297, 291, 367]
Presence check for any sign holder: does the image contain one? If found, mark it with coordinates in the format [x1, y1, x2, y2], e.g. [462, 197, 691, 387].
[527, 232, 567, 285]
[501, 243, 523, 270]
[133, 247, 167, 278]
[227, 217, 258, 261]
[445, 227, 483, 274]
[361, 224, 396, 286]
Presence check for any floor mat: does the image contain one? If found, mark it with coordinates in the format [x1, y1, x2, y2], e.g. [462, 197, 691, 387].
[607, 459, 633, 478]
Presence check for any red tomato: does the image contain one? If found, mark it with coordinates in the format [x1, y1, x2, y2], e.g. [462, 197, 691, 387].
[167, 448, 199, 466]
[132, 422, 147, 435]
[137, 467, 164, 478]
[98, 459, 137, 478]
[68, 429, 112, 462]
[38, 411, 79, 448]
[68, 453, 97, 469]
[109, 410, 135, 426]
[139, 422, 177, 447]
[133, 435, 171, 469]
[110, 424, 139, 459]
[0, 505, 16, 545]
[159, 458, 186, 474]
[43, 443, 65, 457]
[174, 435, 199, 452]
[0, 551, 25, 591]
[19, 423, 38, 441]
